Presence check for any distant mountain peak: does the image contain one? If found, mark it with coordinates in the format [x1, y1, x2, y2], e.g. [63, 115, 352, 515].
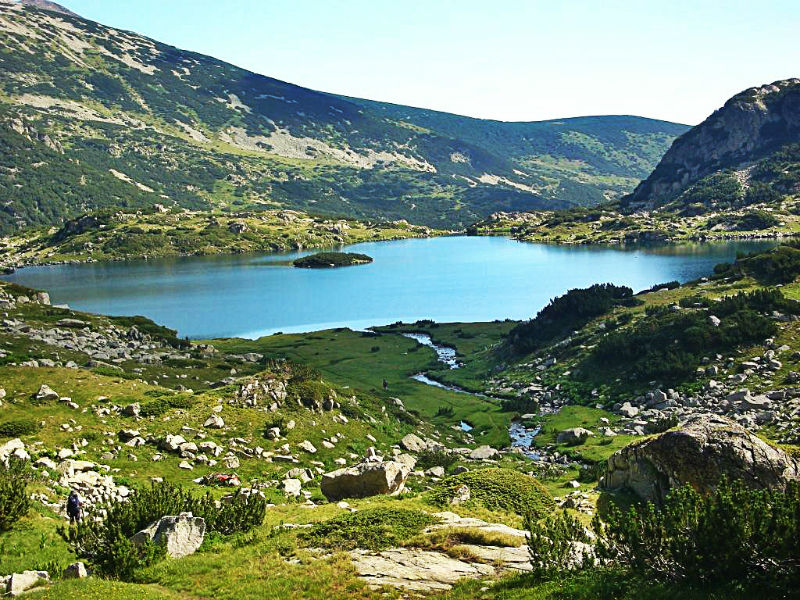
[15, 0, 78, 17]
[624, 78, 800, 210]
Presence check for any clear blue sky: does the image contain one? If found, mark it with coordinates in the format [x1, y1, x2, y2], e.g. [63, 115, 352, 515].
[62, 0, 799, 125]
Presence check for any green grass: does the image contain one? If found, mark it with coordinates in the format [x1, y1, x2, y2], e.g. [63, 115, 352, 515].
[532, 406, 635, 463]
[212, 328, 515, 447]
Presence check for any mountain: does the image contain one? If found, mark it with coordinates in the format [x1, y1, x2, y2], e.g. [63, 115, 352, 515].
[0, 2, 687, 233]
[623, 79, 800, 213]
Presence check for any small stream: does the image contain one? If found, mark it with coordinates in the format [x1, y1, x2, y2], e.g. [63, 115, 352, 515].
[401, 331, 541, 458]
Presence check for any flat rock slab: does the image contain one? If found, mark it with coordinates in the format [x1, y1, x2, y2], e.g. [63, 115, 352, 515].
[349, 548, 495, 592]
[429, 511, 528, 538]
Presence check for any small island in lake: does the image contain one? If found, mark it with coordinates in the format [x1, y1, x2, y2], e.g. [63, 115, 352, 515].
[292, 251, 374, 268]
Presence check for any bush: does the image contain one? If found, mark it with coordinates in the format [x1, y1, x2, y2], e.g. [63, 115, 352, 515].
[0, 418, 40, 438]
[301, 508, 437, 550]
[507, 284, 636, 354]
[138, 394, 194, 417]
[588, 289, 795, 384]
[0, 460, 31, 531]
[594, 480, 800, 591]
[428, 469, 554, 518]
[527, 510, 592, 578]
[416, 448, 458, 471]
[62, 482, 266, 579]
[716, 243, 800, 284]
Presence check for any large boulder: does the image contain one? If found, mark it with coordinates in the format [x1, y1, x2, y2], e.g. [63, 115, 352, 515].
[5, 571, 49, 596]
[601, 414, 800, 503]
[0, 439, 29, 465]
[400, 433, 426, 452]
[131, 513, 206, 558]
[556, 428, 593, 445]
[321, 460, 410, 501]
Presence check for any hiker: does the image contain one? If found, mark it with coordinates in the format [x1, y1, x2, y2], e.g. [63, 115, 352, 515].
[66, 490, 82, 524]
[382, 379, 388, 391]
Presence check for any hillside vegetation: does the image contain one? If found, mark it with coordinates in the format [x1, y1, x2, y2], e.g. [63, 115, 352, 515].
[0, 3, 686, 233]
[472, 80, 800, 244]
[0, 208, 435, 269]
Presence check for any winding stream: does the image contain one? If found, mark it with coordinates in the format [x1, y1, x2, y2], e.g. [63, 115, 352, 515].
[401, 331, 541, 457]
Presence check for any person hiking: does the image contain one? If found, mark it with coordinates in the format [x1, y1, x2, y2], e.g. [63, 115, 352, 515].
[382, 379, 388, 391]
[66, 490, 82, 524]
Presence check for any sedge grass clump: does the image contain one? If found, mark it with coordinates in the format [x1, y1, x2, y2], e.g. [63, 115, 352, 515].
[301, 508, 437, 551]
[428, 468, 554, 518]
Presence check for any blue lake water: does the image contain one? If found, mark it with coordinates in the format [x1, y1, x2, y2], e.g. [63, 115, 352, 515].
[2, 236, 776, 339]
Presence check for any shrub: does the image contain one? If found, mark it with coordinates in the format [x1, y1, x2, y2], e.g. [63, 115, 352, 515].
[416, 448, 458, 471]
[0, 418, 40, 438]
[62, 482, 266, 579]
[508, 284, 636, 354]
[301, 508, 437, 551]
[588, 289, 795, 385]
[527, 510, 592, 578]
[594, 480, 800, 591]
[0, 460, 31, 531]
[138, 394, 195, 417]
[428, 469, 554, 518]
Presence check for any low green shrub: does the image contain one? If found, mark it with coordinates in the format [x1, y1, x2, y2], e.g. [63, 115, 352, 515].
[588, 289, 795, 385]
[527, 510, 592, 578]
[507, 284, 636, 355]
[62, 482, 266, 579]
[138, 395, 194, 417]
[301, 508, 437, 550]
[428, 468, 554, 517]
[0, 460, 31, 531]
[0, 418, 40, 438]
[416, 448, 458, 471]
[594, 480, 800, 591]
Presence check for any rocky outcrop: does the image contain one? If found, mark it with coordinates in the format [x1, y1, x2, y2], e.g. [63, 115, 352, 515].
[320, 460, 410, 501]
[626, 79, 800, 209]
[131, 513, 206, 558]
[601, 414, 800, 503]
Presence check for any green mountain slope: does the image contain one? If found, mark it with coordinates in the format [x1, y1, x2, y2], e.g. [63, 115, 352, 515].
[623, 79, 800, 213]
[0, 2, 687, 233]
[473, 80, 800, 244]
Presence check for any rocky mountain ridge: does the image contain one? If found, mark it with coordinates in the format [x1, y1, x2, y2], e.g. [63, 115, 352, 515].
[625, 78, 800, 210]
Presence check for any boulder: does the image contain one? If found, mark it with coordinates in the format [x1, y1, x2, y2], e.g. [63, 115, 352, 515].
[121, 403, 140, 418]
[469, 445, 500, 461]
[321, 460, 410, 501]
[6, 571, 49, 596]
[601, 414, 800, 504]
[131, 513, 206, 558]
[298, 440, 317, 454]
[162, 434, 187, 452]
[425, 466, 445, 478]
[63, 562, 88, 579]
[203, 415, 224, 429]
[556, 428, 594, 445]
[35, 384, 59, 402]
[0, 438, 28, 465]
[400, 433, 426, 452]
[282, 478, 302, 497]
[450, 484, 471, 506]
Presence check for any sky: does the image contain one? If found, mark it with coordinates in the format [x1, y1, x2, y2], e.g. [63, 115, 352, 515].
[60, 0, 800, 126]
